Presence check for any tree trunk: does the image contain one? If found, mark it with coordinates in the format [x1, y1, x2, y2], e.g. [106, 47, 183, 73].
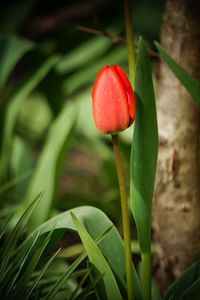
[153, 0, 200, 292]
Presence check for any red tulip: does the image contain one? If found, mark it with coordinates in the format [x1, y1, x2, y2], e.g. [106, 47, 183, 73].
[92, 65, 136, 134]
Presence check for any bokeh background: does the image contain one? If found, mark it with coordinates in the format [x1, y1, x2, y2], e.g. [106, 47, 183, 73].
[0, 0, 165, 224]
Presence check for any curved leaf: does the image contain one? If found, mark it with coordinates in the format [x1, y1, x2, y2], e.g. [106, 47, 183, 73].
[71, 212, 122, 300]
[155, 42, 200, 104]
[164, 259, 200, 300]
[0, 34, 33, 87]
[130, 37, 158, 253]
[26, 103, 77, 230]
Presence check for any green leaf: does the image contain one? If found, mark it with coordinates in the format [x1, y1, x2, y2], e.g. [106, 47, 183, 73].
[22, 206, 143, 300]
[10, 136, 34, 199]
[0, 213, 13, 239]
[44, 252, 85, 300]
[0, 34, 33, 87]
[25, 248, 61, 299]
[155, 42, 200, 104]
[181, 278, 200, 300]
[68, 270, 88, 300]
[26, 102, 77, 230]
[29, 207, 125, 277]
[0, 55, 59, 182]
[0, 194, 41, 286]
[43, 227, 111, 300]
[74, 271, 102, 300]
[71, 212, 123, 300]
[56, 36, 112, 74]
[0, 169, 32, 196]
[15, 230, 55, 299]
[130, 37, 158, 253]
[164, 259, 200, 300]
[5, 230, 41, 299]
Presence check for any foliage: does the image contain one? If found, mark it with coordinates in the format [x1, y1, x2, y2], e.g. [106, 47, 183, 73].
[0, 0, 200, 299]
[0, 195, 143, 299]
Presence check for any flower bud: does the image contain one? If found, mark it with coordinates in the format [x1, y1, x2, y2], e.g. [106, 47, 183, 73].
[92, 65, 136, 134]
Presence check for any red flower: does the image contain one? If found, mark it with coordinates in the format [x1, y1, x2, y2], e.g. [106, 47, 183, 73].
[92, 65, 136, 134]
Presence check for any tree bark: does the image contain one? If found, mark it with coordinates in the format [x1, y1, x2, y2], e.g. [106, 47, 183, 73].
[153, 0, 200, 292]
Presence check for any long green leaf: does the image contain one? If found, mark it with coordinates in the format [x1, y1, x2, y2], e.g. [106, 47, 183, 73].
[130, 37, 158, 253]
[26, 102, 77, 230]
[71, 212, 123, 300]
[164, 259, 200, 300]
[155, 42, 200, 104]
[56, 36, 111, 74]
[181, 278, 200, 300]
[0, 34, 33, 87]
[0, 55, 59, 182]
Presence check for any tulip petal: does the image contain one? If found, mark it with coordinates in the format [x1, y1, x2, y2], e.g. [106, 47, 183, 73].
[92, 66, 130, 134]
[114, 65, 136, 123]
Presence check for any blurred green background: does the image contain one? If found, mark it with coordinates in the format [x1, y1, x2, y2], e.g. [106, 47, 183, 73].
[0, 0, 165, 227]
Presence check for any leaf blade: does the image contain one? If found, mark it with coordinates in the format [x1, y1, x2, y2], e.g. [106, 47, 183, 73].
[0, 34, 34, 86]
[130, 37, 158, 253]
[26, 102, 77, 230]
[71, 212, 123, 300]
[164, 259, 200, 300]
[155, 42, 200, 104]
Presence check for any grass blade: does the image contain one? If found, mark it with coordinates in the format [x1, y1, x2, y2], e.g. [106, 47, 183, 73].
[44, 252, 86, 300]
[15, 229, 55, 298]
[0, 194, 41, 275]
[4, 230, 41, 299]
[0, 213, 14, 240]
[25, 248, 61, 299]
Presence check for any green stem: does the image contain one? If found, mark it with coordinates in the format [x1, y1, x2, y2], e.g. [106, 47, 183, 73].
[112, 134, 134, 300]
[141, 253, 151, 300]
[124, 0, 136, 85]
